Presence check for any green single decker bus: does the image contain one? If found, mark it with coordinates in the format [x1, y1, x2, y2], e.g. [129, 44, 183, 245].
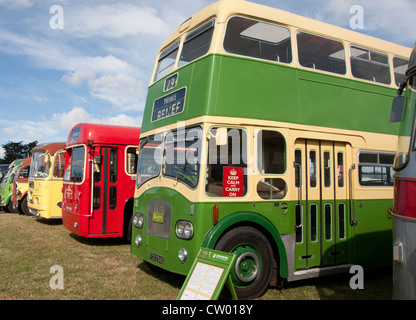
[131, 0, 411, 299]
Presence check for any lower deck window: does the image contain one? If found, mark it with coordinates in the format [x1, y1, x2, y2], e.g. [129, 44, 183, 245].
[295, 204, 302, 243]
[93, 186, 100, 210]
[256, 178, 287, 199]
[109, 186, 117, 210]
[358, 152, 394, 186]
[205, 127, 247, 197]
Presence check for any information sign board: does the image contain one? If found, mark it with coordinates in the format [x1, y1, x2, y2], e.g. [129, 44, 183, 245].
[177, 248, 237, 300]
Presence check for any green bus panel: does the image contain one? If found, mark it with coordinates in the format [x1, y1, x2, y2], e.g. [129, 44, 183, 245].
[142, 54, 399, 136]
[132, 188, 393, 277]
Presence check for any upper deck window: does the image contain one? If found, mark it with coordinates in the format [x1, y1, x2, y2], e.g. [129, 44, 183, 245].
[350, 46, 391, 84]
[393, 57, 409, 86]
[162, 126, 202, 188]
[224, 16, 292, 63]
[297, 32, 346, 75]
[178, 19, 215, 67]
[154, 41, 180, 82]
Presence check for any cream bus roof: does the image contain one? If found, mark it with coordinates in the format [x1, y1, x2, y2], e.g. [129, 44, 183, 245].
[160, 0, 410, 58]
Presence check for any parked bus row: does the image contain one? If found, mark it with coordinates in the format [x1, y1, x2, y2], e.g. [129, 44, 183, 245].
[1, 0, 414, 300]
[0, 123, 141, 243]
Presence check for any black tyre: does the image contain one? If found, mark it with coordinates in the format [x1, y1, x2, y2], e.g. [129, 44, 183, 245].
[126, 215, 133, 244]
[21, 196, 32, 216]
[215, 226, 273, 299]
[6, 200, 15, 213]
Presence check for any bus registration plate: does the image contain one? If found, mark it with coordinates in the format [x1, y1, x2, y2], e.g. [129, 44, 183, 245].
[150, 252, 165, 265]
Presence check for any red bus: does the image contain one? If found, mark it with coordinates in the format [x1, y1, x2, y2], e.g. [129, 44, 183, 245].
[62, 123, 141, 242]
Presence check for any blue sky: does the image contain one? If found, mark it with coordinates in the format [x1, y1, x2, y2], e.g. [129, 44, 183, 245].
[0, 0, 415, 159]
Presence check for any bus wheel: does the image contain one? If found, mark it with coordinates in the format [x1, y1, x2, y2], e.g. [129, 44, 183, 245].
[21, 196, 32, 216]
[215, 226, 273, 299]
[6, 201, 14, 213]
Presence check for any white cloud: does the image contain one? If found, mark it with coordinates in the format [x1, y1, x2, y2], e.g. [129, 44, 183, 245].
[99, 114, 141, 127]
[0, 29, 137, 75]
[62, 66, 95, 85]
[1, 106, 142, 145]
[61, 54, 135, 84]
[0, 0, 33, 8]
[51, 107, 91, 131]
[1, 120, 59, 144]
[88, 73, 145, 111]
[310, 0, 416, 46]
[65, 3, 170, 39]
[0, 29, 145, 110]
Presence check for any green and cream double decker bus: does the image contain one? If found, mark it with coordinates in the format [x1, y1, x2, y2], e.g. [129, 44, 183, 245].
[131, 0, 411, 299]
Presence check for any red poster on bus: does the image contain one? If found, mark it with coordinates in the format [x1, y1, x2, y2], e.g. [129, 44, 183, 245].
[223, 166, 243, 197]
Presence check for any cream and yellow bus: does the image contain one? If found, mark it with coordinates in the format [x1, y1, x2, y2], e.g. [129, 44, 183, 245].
[131, 0, 411, 299]
[28, 142, 66, 219]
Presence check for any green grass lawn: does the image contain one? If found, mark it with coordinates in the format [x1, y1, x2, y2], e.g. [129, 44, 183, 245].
[0, 211, 392, 300]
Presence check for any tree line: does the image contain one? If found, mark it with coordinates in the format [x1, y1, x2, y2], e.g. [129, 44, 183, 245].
[0, 141, 38, 164]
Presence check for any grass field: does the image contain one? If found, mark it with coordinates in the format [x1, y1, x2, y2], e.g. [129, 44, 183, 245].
[0, 211, 393, 300]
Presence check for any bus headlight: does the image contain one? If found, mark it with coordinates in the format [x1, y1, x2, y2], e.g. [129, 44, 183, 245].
[175, 220, 194, 239]
[135, 235, 142, 248]
[133, 213, 144, 229]
[178, 248, 187, 263]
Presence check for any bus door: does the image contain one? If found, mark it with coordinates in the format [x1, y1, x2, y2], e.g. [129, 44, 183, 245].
[294, 139, 349, 270]
[51, 150, 65, 212]
[89, 146, 119, 235]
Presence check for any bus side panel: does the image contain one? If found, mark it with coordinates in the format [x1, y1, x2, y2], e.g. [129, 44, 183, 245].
[351, 198, 393, 268]
[213, 55, 298, 125]
[50, 180, 63, 218]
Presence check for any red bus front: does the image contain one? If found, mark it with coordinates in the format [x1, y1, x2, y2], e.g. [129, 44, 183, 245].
[62, 123, 140, 241]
